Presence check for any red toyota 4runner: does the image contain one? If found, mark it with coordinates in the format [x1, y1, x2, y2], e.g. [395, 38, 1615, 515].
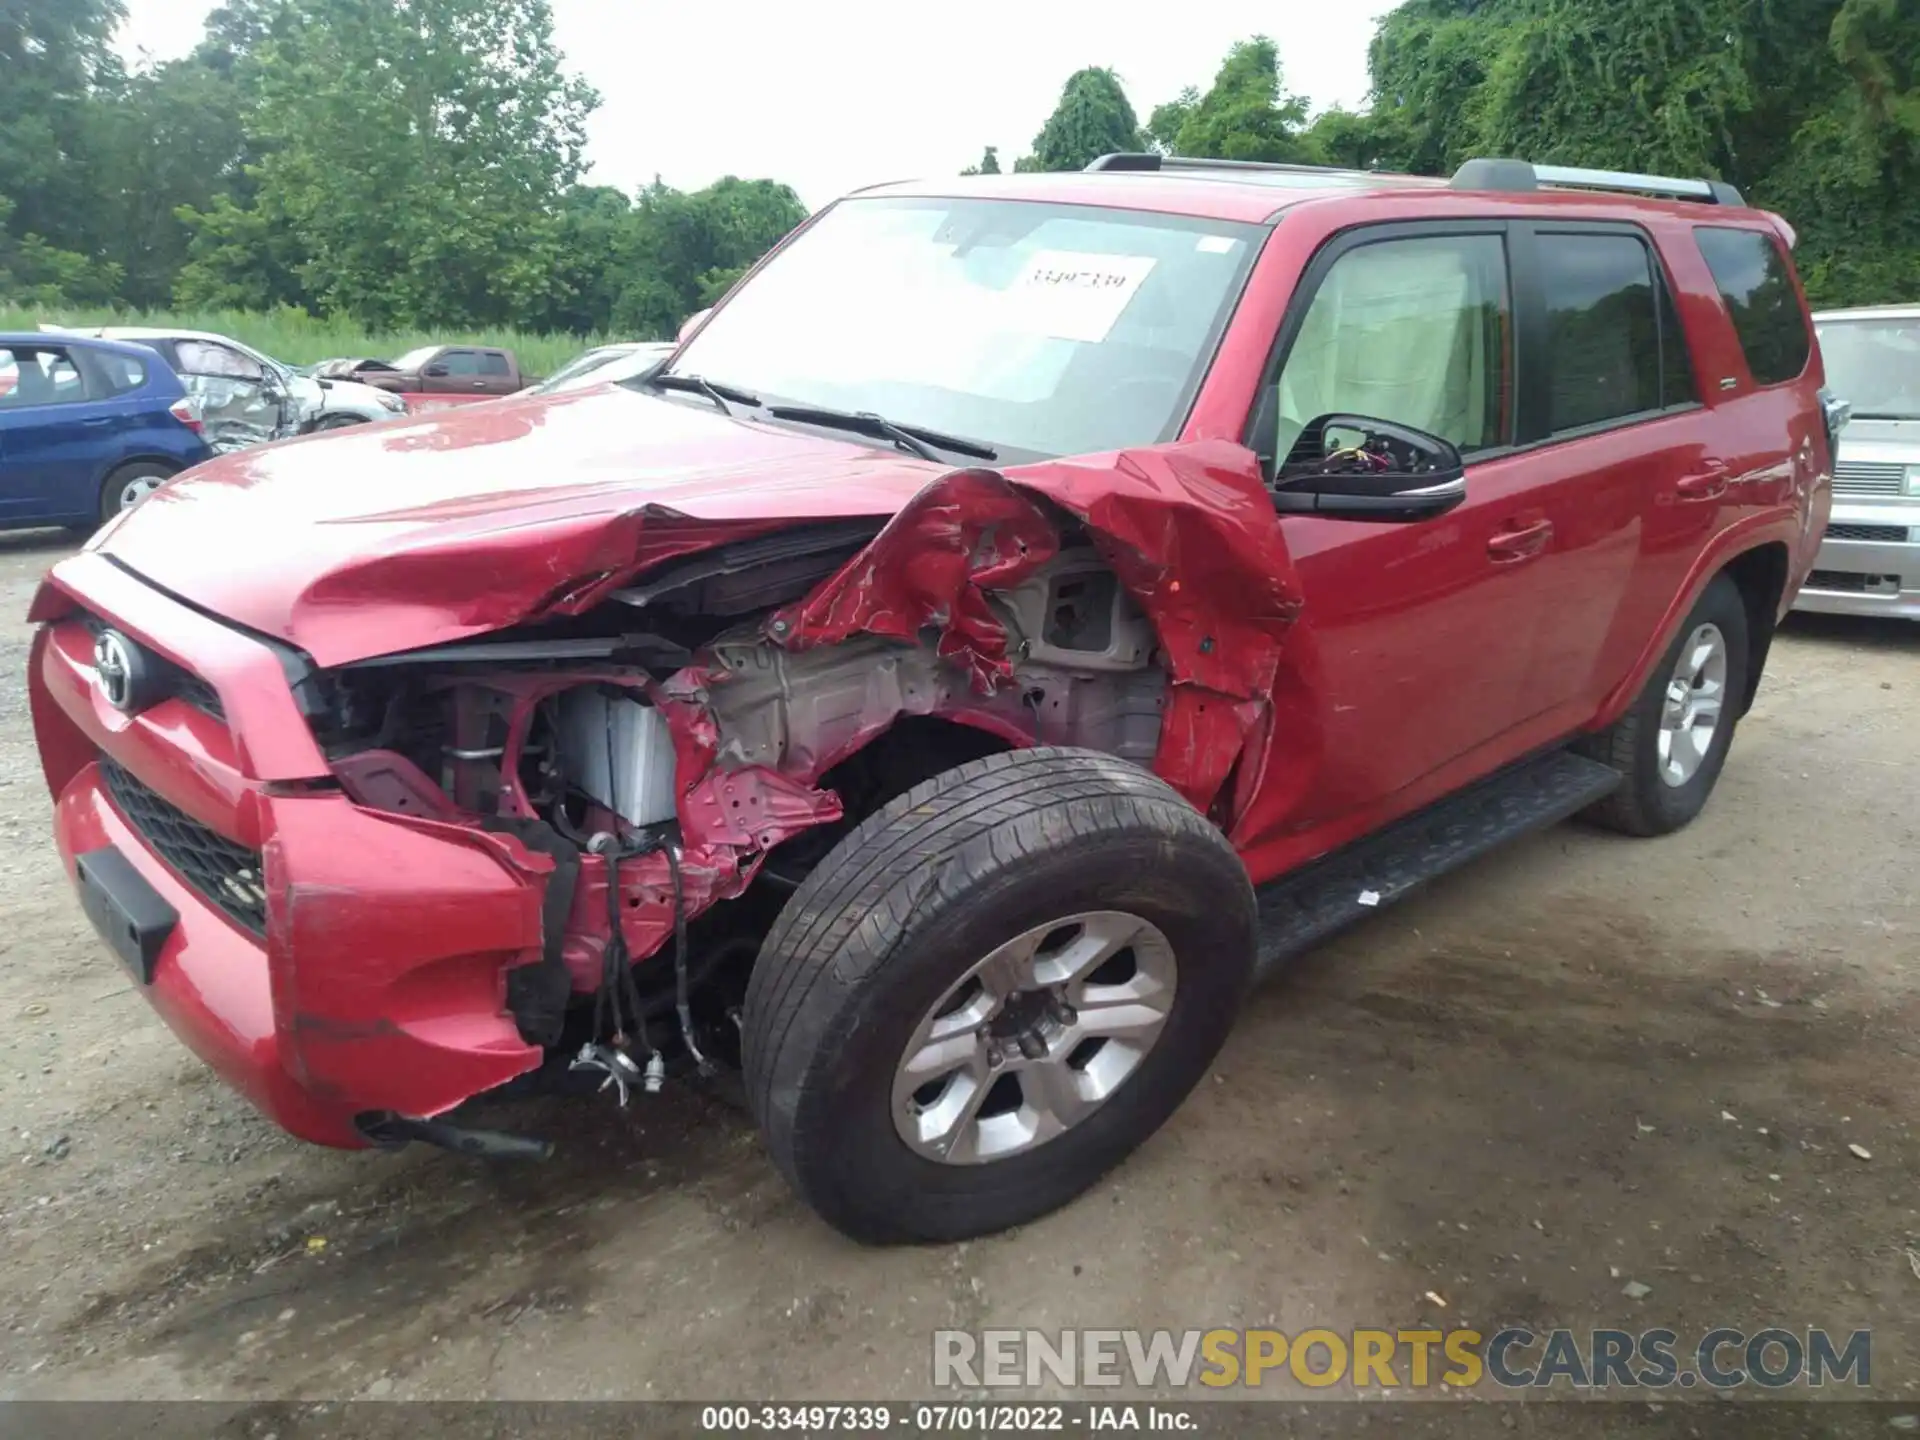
[30, 155, 1844, 1243]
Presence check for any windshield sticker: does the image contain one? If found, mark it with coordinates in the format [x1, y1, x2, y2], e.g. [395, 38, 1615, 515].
[1196, 235, 1238, 254]
[1006, 250, 1157, 344]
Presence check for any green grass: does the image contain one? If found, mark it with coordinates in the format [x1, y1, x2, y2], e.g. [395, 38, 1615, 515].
[0, 305, 612, 375]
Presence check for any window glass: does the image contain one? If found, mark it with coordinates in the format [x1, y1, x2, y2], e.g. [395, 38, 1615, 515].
[674, 196, 1261, 459]
[478, 351, 511, 377]
[391, 347, 441, 371]
[175, 340, 265, 381]
[93, 351, 149, 396]
[1695, 227, 1811, 386]
[1538, 234, 1661, 431]
[1659, 279, 1697, 408]
[442, 350, 482, 376]
[1815, 318, 1920, 420]
[0, 347, 86, 407]
[1273, 234, 1510, 457]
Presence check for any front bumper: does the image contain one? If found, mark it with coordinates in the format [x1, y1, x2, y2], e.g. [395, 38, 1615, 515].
[1792, 505, 1920, 621]
[31, 556, 549, 1147]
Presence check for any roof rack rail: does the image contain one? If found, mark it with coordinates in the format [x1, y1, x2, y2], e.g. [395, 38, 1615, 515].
[1085, 152, 1368, 179]
[1451, 158, 1744, 206]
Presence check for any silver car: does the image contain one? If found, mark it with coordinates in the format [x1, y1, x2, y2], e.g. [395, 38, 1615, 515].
[1802, 305, 1920, 619]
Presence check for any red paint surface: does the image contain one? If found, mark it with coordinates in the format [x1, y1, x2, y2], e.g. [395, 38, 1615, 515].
[30, 173, 1830, 1145]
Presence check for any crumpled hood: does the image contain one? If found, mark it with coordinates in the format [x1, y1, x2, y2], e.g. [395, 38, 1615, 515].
[94, 385, 942, 667]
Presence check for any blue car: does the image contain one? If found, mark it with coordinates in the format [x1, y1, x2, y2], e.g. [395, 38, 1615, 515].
[0, 332, 213, 530]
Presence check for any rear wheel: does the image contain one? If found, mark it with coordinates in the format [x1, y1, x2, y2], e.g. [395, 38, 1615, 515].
[742, 747, 1255, 1244]
[98, 461, 177, 524]
[1578, 573, 1750, 836]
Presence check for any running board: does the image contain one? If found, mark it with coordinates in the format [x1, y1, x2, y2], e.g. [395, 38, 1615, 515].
[1253, 749, 1622, 980]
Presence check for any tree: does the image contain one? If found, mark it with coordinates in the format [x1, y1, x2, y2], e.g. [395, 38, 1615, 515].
[193, 0, 597, 328]
[0, 0, 127, 299]
[1360, 0, 1920, 306]
[1019, 67, 1143, 172]
[612, 177, 807, 338]
[1154, 38, 1315, 164]
[961, 146, 1001, 176]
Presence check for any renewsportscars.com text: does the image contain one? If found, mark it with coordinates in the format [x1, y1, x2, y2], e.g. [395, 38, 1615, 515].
[932, 1327, 1871, 1391]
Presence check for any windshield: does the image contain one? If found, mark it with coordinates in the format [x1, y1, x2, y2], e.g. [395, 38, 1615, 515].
[1816, 318, 1920, 420]
[391, 347, 441, 371]
[671, 197, 1262, 459]
[539, 348, 624, 392]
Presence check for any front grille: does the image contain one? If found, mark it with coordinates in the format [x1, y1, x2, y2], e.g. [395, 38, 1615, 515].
[1832, 461, 1907, 496]
[1805, 569, 1902, 595]
[169, 672, 226, 722]
[99, 758, 266, 936]
[77, 615, 225, 723]
[1826, 522, 1911, 543]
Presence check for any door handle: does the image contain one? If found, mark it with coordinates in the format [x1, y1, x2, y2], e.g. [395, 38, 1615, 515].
[82, 417, 113, 428]
[1487, 518, 1553, 563]
[1676, 468, 1730, 502]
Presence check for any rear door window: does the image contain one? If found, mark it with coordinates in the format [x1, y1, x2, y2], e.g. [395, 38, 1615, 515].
[1694, 227, 1811, 386]
[479, 351, 511, 377]
[1532, 230, 1696, 432]
[93, 351, 150, 396]
[0, 346, 87, 408]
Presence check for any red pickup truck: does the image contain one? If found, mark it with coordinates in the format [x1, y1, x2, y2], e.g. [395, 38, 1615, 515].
[32, 153, 1843, 1245]
[316, 345, 533, 411]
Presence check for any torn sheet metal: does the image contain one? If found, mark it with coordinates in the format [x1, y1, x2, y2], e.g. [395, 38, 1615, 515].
[770, 441, 1302, 815]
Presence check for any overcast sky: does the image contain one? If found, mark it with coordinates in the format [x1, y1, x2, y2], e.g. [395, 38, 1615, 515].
[115, 0, 1396, 209]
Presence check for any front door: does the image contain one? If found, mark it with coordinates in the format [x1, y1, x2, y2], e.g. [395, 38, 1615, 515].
[1234, 224, 1603, 857]
[0, 343, 100, 520]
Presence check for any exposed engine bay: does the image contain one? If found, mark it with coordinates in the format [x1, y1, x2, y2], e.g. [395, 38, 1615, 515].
[306, 514, 1172, 1093]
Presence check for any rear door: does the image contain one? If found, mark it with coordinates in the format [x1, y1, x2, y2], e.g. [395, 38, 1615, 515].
[1498, 222, 1707, 713]
[476, 349, 518, 394]
[0, 343, 109, 520]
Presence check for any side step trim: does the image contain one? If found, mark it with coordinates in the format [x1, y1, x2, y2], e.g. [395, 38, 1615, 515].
[1253, 749, 1622, 980]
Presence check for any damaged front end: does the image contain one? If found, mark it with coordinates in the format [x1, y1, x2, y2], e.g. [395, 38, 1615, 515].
[48, 443, 1300, 1150]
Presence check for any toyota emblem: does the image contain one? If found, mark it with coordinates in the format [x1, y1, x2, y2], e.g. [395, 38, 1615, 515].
[92, 630, 151, 714]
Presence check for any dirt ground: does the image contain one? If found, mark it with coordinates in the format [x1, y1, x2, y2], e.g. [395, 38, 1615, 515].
[0, 526, 1914, 1414]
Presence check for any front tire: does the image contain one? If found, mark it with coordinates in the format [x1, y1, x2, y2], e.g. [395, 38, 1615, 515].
[1578, 573, 1750, 837]
[743, 747, 1255, 1244]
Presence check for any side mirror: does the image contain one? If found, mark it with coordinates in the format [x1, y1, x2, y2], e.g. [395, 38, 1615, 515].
[677, 308, 712, 344]
[1270, 414, 1468, 523]
[423, 363, 449, 378]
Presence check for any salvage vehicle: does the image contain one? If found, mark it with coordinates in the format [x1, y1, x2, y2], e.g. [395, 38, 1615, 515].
[329, 344, 535, 408]
[1797, 305, 1920, 619]
[30, 155, 1840, 1244]
[44, 326, 407, 447]
[0, 332, 211, 526]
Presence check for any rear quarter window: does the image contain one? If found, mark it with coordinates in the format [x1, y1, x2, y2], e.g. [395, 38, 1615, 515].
[1695, 227, 1811, 386]
[95, 352, 149, 396]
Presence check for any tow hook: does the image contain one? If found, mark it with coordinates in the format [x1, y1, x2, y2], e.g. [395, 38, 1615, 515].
[355, 1111, 554, 1162]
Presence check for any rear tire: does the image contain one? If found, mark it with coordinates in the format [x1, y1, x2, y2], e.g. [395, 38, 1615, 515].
[742, 747, 1255, 1244]
[98, 461, 177, 525]
[1578, 573, 1750, 837]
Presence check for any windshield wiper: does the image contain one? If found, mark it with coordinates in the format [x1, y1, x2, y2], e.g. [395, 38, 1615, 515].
[765, 404, 999, 462]
[643, 371, 761, 414]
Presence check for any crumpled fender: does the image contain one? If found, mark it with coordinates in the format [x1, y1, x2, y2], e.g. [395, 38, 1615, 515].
[768, 441, 1302, 816]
